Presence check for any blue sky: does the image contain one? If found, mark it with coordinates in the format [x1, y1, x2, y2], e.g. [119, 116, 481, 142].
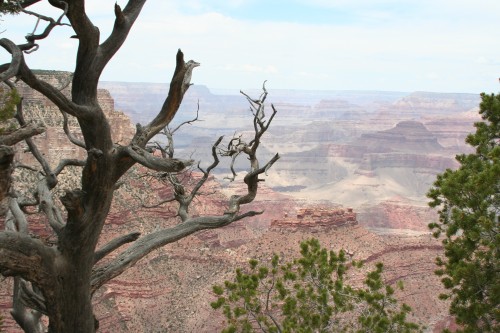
[1, 0, 500, 93]
[175, 1, 356, 25]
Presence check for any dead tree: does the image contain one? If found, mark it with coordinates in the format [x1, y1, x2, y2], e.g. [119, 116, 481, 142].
[0, 1, 279, 332]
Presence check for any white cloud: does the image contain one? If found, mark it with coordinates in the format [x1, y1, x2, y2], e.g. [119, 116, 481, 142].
[474, 57, 500, 66]
[1, 1, 500, 93]
[83, 6, 500, 92]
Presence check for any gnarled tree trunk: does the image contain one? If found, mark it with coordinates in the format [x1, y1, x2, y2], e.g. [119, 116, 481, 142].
[0, 2, 279, 332]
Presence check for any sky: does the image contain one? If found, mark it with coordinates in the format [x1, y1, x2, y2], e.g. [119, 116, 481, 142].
[1, 0, 500, 93]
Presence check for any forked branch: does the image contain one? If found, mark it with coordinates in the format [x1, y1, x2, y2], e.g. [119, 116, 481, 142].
[131, 50, 200, 147]
[94, 232, 141, 264]
[91, 86, 279, 292]
[18, 1, 70, 53]
[0, 121, 45, 146]
[124, 145, 194, 172]
[61, 111, 85, 148]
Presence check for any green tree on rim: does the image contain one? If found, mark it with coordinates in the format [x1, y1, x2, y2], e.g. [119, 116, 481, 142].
[212, 238, 422, 333]
[428, 92, 500, 332]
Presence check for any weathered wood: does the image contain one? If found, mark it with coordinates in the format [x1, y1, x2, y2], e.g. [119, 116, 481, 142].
[0, 145, 14, 203]
[0, 1, 279, 332]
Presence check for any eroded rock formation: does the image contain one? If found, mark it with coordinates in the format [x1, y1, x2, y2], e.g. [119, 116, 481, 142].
[15, 71, 135, 167]
[0, 78, 463, 332]
[270, 206, 357, 230]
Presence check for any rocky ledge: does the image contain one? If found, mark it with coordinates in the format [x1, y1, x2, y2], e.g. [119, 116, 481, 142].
[271, 206, 357, 231]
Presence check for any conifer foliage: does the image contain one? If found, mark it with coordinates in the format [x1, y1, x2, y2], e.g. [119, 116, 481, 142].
[0, 0, 22, 15]
[428, 92, 499, 332]
[212, 238, 422, 333]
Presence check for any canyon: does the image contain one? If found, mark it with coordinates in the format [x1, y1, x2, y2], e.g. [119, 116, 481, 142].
[101, 81, 479, 231]
[0, 72, 481, 332]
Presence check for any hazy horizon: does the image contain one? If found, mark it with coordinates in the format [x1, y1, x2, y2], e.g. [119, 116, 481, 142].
[100, 80, 484, 97]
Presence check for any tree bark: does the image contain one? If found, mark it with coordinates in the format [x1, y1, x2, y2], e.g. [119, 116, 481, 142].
[0, 1, 279, 332]
[0, 145, 14, 206]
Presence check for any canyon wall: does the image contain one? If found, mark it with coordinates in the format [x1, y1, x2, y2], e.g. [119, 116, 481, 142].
[0, 76, 467, 332]
[102, 82, 478, 232]
[15, 71, 135, 167]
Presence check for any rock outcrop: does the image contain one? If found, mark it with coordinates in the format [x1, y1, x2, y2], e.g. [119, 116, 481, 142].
[359, 120, 443, 153]
[15, 71, 135, 167]
[270, 206, 357, 230]
[358, 198, 438, 231]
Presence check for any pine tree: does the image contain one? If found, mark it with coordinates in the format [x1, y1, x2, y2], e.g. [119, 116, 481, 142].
[212, 238, 422, 332]
[428, 92, 500, 332]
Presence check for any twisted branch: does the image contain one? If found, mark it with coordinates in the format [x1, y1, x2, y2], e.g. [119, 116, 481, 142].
[91, 85, 279, 292]
[18, 1, 70, 53]
[94, 232, 141, 264]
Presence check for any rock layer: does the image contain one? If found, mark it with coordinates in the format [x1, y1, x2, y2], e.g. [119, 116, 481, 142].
[0, 79, 467, 332]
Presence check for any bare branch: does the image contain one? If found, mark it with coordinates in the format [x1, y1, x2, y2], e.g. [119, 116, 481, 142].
[123, 145, 194, 172]
[97, 0, 147, 71]
[16, 194, 38, 210]
[91, 214, 235, 293]
[18, 1, 70, 53]
[0, 38, 22, 82]
[61, 111, 86, 148]
[0, 121, 46, 146]
[170, 100, 201, 134]
[223, 151, 241, 182]
[18, 280, 47, 315]
[6, 187, 46, 331]
[141, 197, 176, 209]
[90, 204, 259, 294]
[15, 101, 57, 189]
[188, 136, 223, 200]
[37, 176, 64, 234]
[232, 210, 264, 221]
[220, 135, 245, 181]
[247, 153, 280, 179]
[114, 2, 126, 26]
[112, 50, 200, 183]
[0, 145, 14, 203]
[17, 59, 92, 119]
[8, 198, 29, 234]
[153, 101, 201, 158]
[92, 121, 276, 293]
[11, 278, 45, 333]
[233, 152, 280, 209]
[94, 232, 141, 264]
[221, 85, 280, 213]
[54, 158, 86, 176]
[93, 87, 280, 292]
[152, 135, 222, 222]
[132, 50, 200, 147]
